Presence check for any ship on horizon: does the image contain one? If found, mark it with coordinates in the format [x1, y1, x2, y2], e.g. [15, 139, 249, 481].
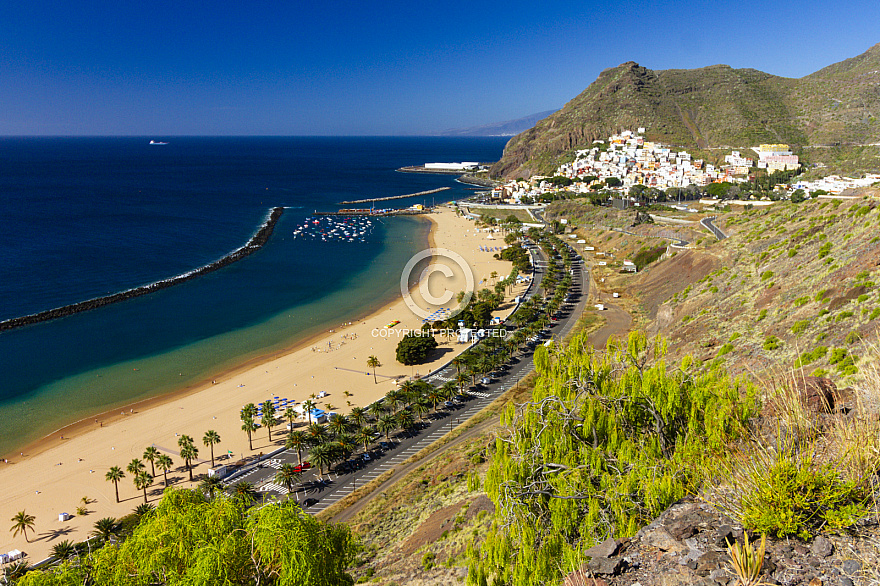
[149, 140, 168, 145]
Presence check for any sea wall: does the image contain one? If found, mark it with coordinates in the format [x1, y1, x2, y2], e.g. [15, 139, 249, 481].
[0, 207, 284, 332]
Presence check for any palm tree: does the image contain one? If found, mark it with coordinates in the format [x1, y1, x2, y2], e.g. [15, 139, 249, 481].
[105, 466, 125, 503]
[284, 406, 296, 429]
[180, 443, 199, 481]
[412, 396, 431, 422]
[306, 422, 328, 445]
[301, 399, 317, 425]
[426, 386, 443, 411]
[355, 425, 377, 453]
[327, 413, 350, 437]
[52, 540, 76, 561]
[396, 410, 415, 434]
[377, 413, 397, 441]
[456, 372, 470, 395]
[202, 430, 221, 468]
[367, 401, 387, 420]
[441, 380, 458, 402]
[132, 503, 155, 520]
[127, 458, 145, 477]
[384, 389, 403, 414]
[367, 355, 381, 384]
[451, 356, 464, 377]
[274, 463, 302, 494]
[232, 481, 259, 503]
[156, 454, 174, 487]
[308, 444, 334, 477]
[133, 470, 153, 504]
[241, 403, 257, 420]
[285, 431, 308, 466]
[199, 476, 223, 499]
[91, 517, 119, 543]
[261, 400, 278, 442]
[349, 406, 368, 428]
[143, 446, 160, 476]
[241, 416, 257, 451]
[9, 510, 35, 543]
[334, 434, 357, 461]
[177, 434, 194, 450]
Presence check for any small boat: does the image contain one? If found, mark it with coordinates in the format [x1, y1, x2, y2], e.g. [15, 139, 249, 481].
[149, 140, 168, 145]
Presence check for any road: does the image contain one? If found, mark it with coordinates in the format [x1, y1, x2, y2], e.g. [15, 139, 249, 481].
[700, 216, 727, 240]
[228, 240, 592, 514]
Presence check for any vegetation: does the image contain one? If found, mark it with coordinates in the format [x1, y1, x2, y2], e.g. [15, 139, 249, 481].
[395, 332, 438, 365]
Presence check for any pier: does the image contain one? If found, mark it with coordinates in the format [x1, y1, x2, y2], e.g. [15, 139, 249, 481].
[338, 187, 450, 205]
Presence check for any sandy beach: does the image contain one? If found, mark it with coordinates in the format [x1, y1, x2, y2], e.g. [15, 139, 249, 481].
[0, 206, 527, 563]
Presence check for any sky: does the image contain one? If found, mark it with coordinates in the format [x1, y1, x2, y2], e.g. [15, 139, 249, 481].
[2, 0, 879, 136]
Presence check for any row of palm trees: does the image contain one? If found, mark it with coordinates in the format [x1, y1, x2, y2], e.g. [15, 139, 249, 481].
[104, 430, 222, 505]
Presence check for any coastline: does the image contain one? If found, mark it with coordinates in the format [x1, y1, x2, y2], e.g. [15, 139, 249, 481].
[0, 206, 526, 563]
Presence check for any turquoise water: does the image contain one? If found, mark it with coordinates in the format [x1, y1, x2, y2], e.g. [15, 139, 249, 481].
[0, 137, 505, 456]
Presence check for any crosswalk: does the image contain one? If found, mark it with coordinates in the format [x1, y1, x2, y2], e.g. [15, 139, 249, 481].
[259, 481, 290, 494]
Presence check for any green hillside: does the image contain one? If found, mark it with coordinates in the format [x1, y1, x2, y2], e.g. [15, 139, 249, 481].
[492, 43, 880, 179]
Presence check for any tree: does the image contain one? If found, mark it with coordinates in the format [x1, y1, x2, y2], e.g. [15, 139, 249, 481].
[367, 355, 381, 384]
[275, 464, 302, 494]
[327, 413, 350, 437]
[790, 188, 806, 203]
[199, 475, 223, 499]
[127, 458, 145, 477]
[241, 416, 258, 451]
[604, 177, 622, 187]
[301, 399, 317, 426]
[356, 425, 377, 453]
[377, 413, 397, 441]
[52, 540, 77, 561]
[232, 481, 259, 504]
[203, 430, 221, 468]
[309, 444, 334, 477]
[10, 510, 35, 543]
[19, 489, 357, 586]
[349, 406, 368, 428]
[134, 470, 153, 504]
[284, 406, 296, 429]
[395, 332, 438, 365]
[286, 431, 308, 466]
[91, 517, 119, 543]
[261, 400, 278, 442]
[105, 466, 125, 503]
[156, 454, 174, 487]
[180, 443, 199, 482]
[143, 446, 160, 476]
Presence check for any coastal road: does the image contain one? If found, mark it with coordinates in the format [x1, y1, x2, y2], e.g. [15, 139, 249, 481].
[700, 216, 727, 240]
[230, 241, 592, 513]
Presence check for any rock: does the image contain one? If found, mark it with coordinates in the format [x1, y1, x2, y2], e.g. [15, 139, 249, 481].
[641, 526, 686, 553]
[839, 577, 854, 586]
[561, 569, 607, 586]
[713, 525, 736, 549]
[811, 536, 834, 558]
[841, 559, 861, 575]
[709, 567, 732, 584]
[794, 376, 837, 413]
[808, 578, 823, 586]
[585, 537, 619, 558]
[586, 556, 625, 576]
[694, 551, 722, 576]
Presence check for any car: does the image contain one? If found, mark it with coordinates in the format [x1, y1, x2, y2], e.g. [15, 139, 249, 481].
[480, 377, 492, 385]
[301, 498, 319, 508]
[443, 400, 454, 408]
[362, 452, 371, 461]
[292, 461, 311, 473]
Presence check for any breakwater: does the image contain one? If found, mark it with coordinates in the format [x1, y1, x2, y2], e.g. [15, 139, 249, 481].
[0, 207, 284, 332]
[339, 187, 450, 205]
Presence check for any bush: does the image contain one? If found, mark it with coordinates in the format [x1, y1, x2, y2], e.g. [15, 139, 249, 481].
[395, 333, 438, 365]
[835, 311, 854, 322]
[793, 346, 827, 368]
[757, 309, 768, 322]
[857, 294, 869, 303]
[719, 446, 868, 540]
[845, 331, 860, 345]
[761, 271, 774, 281]
[718, 343, 734, 357]
[871, 308, 880, 321]
[422, 551, 436, 571]
[791, 320, 810, 335]
[818, 242, 832, 258]
[763, 336, 781, 351]
[793, 296, 810, 307]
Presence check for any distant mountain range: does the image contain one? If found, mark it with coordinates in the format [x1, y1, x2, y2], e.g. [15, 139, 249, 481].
[492, 43, 880, 178]
[435, 110, 559, 137]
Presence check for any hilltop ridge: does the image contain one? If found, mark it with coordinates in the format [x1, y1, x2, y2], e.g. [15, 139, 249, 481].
[493, 43, 880, 178]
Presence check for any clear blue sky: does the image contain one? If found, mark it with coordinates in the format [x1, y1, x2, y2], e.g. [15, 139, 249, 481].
[2, 0, 878, 135]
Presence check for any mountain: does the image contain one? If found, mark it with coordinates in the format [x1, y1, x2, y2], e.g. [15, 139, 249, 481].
[492, 43, 880, 178]
[435, 109, 558, 137]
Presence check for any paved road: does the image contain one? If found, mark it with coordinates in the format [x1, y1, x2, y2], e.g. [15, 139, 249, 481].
[700, 216, 727, 240]
[229, 241, 592, 513]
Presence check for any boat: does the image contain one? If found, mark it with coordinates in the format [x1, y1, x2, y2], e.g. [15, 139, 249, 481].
[149, 140, 168, 145]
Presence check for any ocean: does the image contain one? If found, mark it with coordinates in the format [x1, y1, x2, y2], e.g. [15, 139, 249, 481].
[0, 136, 507, 456]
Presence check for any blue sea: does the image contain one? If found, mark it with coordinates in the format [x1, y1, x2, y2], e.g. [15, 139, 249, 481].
[0, 136, 507, 456]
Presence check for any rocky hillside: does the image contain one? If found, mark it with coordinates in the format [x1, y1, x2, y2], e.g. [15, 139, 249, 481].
[492, 43, 880, 179]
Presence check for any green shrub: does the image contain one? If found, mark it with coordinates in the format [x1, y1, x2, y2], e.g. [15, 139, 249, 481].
[812, 368, 828, 377]
[845, 331, 860, 345]
[763, 336, 781, 351]
[870, 308, 880, 320]
[791, 320, 810, 335]
[835, 311, 854, 322]
[757, 309, 768, 322]
[726, 447, 868, 540]
[729, 332, 741, 342]
[794, 346, 828, 368]
[815, 289, 830, 302]
[422, 552, 436, 571]
[760, 270, 774, 281]
[857, 294, 869, 303]
[788, 248, 798, 257]
[717, 343, 734, 357]
[819, 308, 830, 317]
[818, 242, 832, 258]
[793, 296, 810, 307]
